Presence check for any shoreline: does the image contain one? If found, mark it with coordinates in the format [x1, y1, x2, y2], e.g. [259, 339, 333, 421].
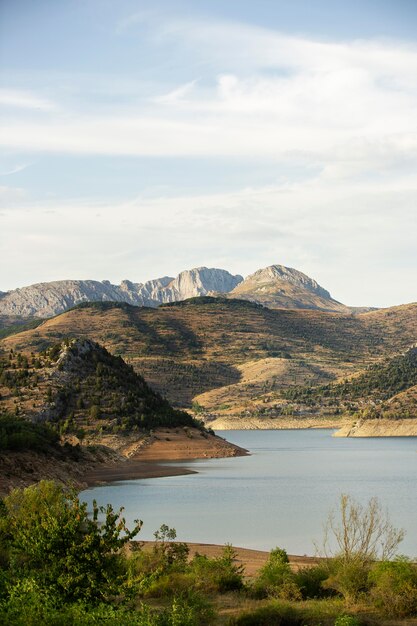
[137, 541, 320, 577]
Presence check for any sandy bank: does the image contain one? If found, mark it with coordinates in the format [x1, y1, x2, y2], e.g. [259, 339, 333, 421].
[82, 427, 248, 488]
[208, 416, 347, 430]
[0, 427, 248, 495]
[334, 418, 417, 437]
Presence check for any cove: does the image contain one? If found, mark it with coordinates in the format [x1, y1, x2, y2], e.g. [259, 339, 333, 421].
[80, 429, 417, 557]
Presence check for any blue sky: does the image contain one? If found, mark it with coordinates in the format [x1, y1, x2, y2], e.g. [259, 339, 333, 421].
[0, 0, 416, 306]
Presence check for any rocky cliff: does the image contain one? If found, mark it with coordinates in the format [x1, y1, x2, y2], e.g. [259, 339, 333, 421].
[0, 268, 243, 318]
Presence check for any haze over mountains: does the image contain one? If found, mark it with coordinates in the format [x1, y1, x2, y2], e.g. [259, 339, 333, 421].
[0, 264, 357, 318]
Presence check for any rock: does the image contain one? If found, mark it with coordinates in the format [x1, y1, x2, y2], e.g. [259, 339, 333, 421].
[0, 268, 243, 318]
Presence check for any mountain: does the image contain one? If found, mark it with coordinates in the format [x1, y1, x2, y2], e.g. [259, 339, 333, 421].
[0, 263, 366, 318]
[0, 268, 243, 318]
[228, 265, 348, 312]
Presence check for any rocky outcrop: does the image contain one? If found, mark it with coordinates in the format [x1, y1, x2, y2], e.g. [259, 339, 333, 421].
[0, 268, 243, 318]
[334, 418, 417, 437]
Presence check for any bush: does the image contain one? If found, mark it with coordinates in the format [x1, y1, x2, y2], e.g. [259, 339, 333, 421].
[189, 545, 244, 593]
[251, 547, 300, 599]
[323, 556, 370, 604]
[0, 480, 141, 603]
[368, 557, 417, 617]
[294, 564, 334, 599]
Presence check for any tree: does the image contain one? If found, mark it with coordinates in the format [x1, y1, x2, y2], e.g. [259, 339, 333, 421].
[0, 480, 142, 603]
[319, 494, 405, 603]
[322, 494, 405, 563]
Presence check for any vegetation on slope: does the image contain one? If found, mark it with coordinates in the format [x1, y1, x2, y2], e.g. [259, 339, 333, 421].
[283, 348, 417, 419]
[0, 338, 197, 438]
[0, 413, 59, 452]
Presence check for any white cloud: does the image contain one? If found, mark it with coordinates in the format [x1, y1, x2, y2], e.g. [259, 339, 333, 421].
[0, 88, 55, 111]
[0, 16, 415, 305]
[0, 22, 416, 187]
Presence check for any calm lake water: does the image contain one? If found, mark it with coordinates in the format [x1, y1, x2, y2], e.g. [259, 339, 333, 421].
[80, 429, 417, 556]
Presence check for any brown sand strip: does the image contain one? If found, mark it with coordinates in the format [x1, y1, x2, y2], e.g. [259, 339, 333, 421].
[137, 541, 320, 577]
[83, 460, 196, 487]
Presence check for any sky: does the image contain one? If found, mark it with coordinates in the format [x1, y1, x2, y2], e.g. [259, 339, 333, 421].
[0, 0, 416, 307]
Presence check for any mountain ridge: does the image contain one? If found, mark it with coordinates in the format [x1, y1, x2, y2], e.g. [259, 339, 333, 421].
[0, 264, 359, 318]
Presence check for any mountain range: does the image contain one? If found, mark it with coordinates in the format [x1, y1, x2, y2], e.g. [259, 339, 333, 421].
[0, 264, 355, 318]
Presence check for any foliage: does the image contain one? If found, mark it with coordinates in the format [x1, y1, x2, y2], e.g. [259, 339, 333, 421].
[294, 564, 334, 599]
[368, 557, 417, 617]
[0, 480, 142, 603]
[188, 544, 245, 593]
[285, 348, 417, 406]
[319, 494, 405, 604]
[250, 547, 301, 600]
[321, 494, 404, 563]
[0, 413, 59, 451]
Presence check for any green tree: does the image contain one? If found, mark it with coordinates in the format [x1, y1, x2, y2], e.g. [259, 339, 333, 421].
[0, 480, 142, 603]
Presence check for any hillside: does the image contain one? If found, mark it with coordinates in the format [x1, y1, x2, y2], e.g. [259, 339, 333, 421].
[284, 347, 417, 420]
[0, 338, 196, 438]
[1, 300, 416, 426]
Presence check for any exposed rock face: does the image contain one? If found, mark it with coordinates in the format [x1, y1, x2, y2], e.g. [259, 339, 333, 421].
[229, 264, 348, 313]
[0, 268, 243, 318]
[245, 265, 332, 299]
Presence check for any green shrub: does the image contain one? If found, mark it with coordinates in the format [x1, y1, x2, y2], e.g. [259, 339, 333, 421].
[189, 545, 244, 593]
[323, 557, 370, 604]
[250, 547, 299, 599]
[294, 564, 333, 599]
[368, 557, 417, 617]
[159, 592, 215, 626]
[0, 480, 141, 603]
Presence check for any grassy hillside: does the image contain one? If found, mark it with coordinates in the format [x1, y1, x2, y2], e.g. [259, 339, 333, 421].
[284, 348, 417, 420]
[1, 299, 416, 416]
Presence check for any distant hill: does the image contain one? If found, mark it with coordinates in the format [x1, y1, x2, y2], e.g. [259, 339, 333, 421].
[1, 299, 416, 414]
[284, 347, 417, 419]
[0, 263, 376, 318]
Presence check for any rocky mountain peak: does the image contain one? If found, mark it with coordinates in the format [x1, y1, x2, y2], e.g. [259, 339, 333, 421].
[247, 265, 332, 299]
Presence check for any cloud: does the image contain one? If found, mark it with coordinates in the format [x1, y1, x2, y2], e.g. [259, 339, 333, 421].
[0, 88, 55, 111]
[0, 163, 32, 176]
[0, 20, 416, 188]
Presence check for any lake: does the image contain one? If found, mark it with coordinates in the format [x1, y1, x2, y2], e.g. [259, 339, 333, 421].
[80, 429, 417, 556]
